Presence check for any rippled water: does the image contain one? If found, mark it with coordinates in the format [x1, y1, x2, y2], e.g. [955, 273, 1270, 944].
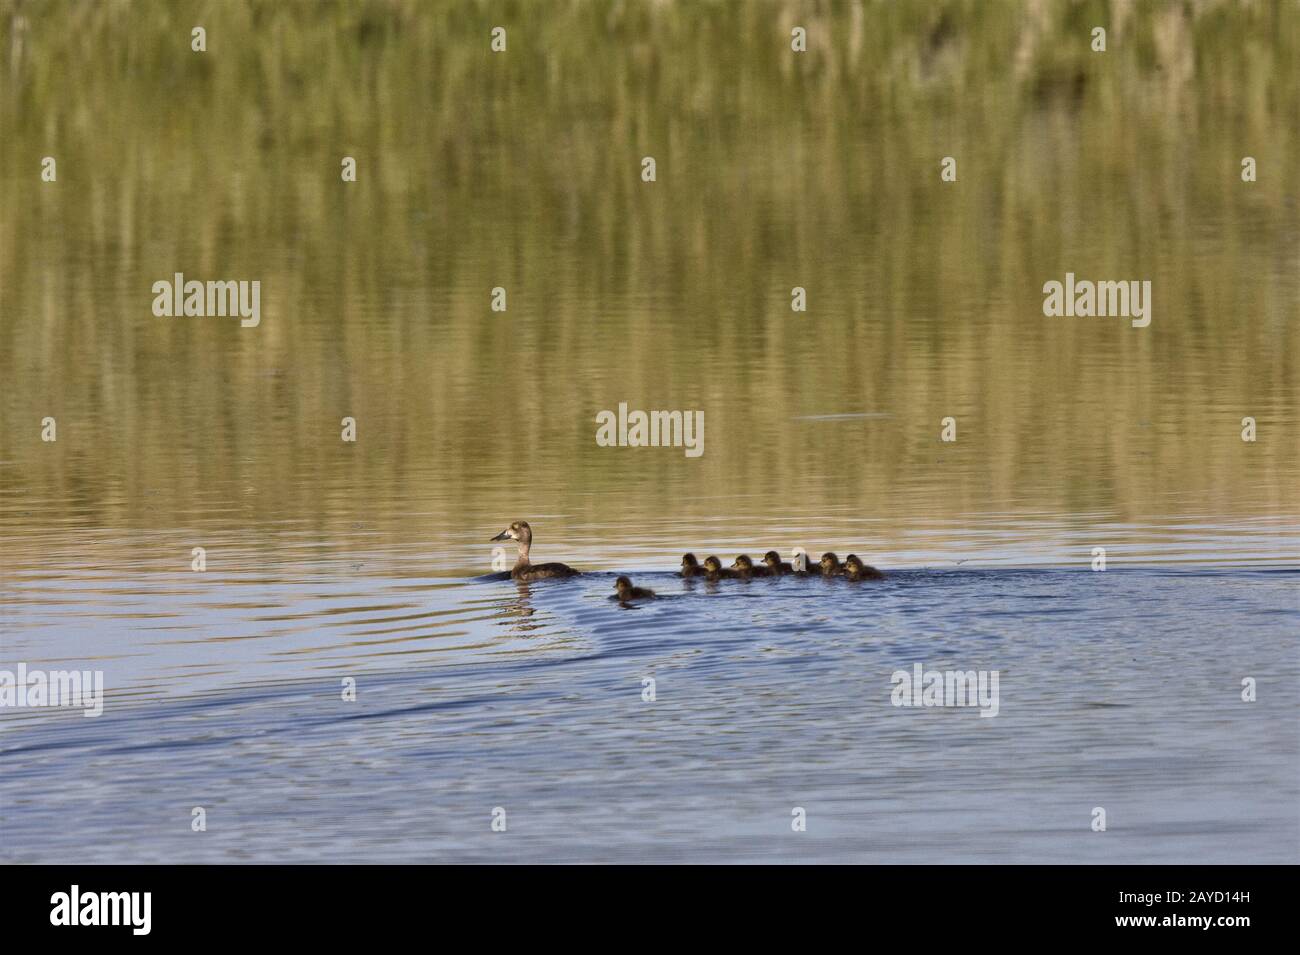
[3, 519, 1298, 863]
[2, 1, 1298, 863]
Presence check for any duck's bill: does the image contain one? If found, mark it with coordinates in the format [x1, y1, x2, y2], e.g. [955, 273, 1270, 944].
[490, 529, 510, 541]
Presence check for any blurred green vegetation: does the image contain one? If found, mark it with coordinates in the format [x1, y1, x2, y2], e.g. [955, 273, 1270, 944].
[0, 0, 1296, 547]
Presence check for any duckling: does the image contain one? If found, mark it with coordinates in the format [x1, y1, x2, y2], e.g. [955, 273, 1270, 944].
[762, 550, 795, 575]
[789, 550, 818, 574]
[490, 521, 579, 581]
[843, 554, 885, 580]
[702, 555, 737, 579]
[818, 552, 844, 577]
[731, 554, 774, 578]
[612, 576, 655, 601]
[680, 553, 707, 577]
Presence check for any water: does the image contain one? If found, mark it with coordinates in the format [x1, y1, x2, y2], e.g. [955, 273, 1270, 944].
[1, 1, 1298, 863]
[3, 520, 1297, 863]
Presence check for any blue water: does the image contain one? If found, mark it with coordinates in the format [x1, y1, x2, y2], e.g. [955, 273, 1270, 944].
[3, 553, 1296, 863]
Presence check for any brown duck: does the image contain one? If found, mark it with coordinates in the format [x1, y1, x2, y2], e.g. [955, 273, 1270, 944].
[490, 521, 579, 581]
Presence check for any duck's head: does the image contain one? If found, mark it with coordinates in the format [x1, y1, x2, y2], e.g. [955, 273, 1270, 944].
[844, 554, 863, 571]
[762, 550, 783, 569]
[820, 552, 841, 572]
[703, 555, 724, 573]
[732, 554, 755, 571]
[613, 575, 633, 595]
[681, 553, 700, 571]
[490, 520, 532, 544]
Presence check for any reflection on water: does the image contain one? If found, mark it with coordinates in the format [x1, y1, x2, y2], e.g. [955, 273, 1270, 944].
[0, 1, 1297, 863]
[0, 0, 1296, 535]
[3, 563, 1298, 863]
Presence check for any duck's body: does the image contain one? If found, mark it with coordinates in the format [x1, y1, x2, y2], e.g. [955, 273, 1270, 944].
[731, 554, 773, 578]
[612, 575, 655, 601]
[762, 550, 795, 575]
[844, 554, 885, 580]
[818, 552, 845, 577]
[702, 555, 738, 579]
[680, 553, 707, 578]
[491, 521, 579, 581]
[790, 551, 818, 574]
[513, 562, 578, 581]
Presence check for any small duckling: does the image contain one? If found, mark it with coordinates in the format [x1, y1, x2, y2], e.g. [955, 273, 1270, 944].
[490, 520, 580, 581]
[789, 551, 818, 574]
[702, 555, 737, 579]
[612, 575, 655, 601]
[819, 552, 844, 577]
[680, 553, 707, 578]
[731, 554, 774, 578]
[762, 550, 795, 575]
[843, 554, 885, 580]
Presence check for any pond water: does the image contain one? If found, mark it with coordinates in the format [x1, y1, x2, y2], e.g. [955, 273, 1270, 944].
[0, 1, 1297, 863]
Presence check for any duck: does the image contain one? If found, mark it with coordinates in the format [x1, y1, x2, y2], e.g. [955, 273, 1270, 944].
[612, 576, 655, 601]
[762, 550, 795, 575]
[490, 521, 580, 581]
[843, 554, 885, 580]
[731, 554, 774, 578]
[702, 555, 737, 579]
[680, 553, 707, 577]
[818, 552, 844, 577]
